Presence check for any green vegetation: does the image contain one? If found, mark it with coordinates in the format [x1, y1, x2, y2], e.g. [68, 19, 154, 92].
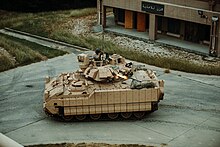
[0, 8, 96, 72]
[51, 30, 92, 48]
[1, 8, 220, 75]
[82, 37, 220, 75]
[0, 34, 67, 72]
[0, 55, 14, 72]
[0, 8, 97, 36]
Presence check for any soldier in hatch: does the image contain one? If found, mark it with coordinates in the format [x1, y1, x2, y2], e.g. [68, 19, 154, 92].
[93, 48, 103, 61]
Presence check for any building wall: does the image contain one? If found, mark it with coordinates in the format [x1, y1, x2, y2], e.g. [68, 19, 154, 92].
[145, 0, 220, 11]
[103, 0, 220, 25]
[102, 0, 220, 11]
[100, 0, 220, 56]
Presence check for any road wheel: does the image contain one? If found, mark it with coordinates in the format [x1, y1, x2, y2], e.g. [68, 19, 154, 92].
[107, 113, 119, 120]
[134, 111, 146, 119]
[75, 115, 86, 121]
[121, 112, 132, 119]
[90, 114, 101, 120]
[62, 115, 73, 121]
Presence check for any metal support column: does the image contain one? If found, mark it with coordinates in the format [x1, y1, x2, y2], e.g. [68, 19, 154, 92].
[210, 16, 219, 56]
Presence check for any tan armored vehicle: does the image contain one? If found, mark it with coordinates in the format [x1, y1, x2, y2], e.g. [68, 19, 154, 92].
[43, 51, 164, 121]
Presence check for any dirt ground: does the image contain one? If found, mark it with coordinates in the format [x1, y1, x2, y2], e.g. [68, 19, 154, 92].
[27, 143, 157, 147]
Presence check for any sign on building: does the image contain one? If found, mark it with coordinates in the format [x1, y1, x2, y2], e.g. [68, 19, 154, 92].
[142, 1, 164, 15]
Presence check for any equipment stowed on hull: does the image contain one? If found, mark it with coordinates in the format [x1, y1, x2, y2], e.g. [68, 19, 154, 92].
[43, 51, 164, 121]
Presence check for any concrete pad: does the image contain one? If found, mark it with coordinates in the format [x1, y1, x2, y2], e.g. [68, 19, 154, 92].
[169, 125, 220, 147]
[159, 73, 220, 112]
[0, 54, 79, 134]
[6, 120, 171, 146]
[1, 53, 220, 147]
[136, 108, 214, 138]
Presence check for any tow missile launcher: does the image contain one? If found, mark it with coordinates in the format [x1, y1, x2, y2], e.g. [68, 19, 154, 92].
[43, 51, 164, 121]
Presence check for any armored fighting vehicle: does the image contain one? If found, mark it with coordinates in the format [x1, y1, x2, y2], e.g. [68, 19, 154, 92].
[43, 51, 164, 121]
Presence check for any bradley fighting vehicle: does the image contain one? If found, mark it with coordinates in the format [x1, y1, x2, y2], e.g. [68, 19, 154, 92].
[43, 51, 164, 121]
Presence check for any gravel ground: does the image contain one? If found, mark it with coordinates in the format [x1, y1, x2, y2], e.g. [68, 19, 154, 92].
[65, 14, 220, 67]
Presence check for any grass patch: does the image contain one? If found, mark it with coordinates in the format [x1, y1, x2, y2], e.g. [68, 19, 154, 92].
[83, 37, 220, 76]
[0, 33, 67, 72]
[49, 33, 220, 75]
[0, 55, 15, 71]
[50, 30, 92, 49]
[1, 8, 220, 75]
[0, 8, 97, 36]
[2, 34, 67, 58]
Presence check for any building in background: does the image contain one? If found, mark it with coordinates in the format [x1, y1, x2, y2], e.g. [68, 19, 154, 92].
[97, 0, 220, 57]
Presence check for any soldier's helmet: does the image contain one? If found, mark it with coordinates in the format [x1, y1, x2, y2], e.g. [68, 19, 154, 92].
[95, 48, 101, 55]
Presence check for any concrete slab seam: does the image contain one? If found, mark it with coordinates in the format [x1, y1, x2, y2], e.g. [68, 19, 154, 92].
[167, 115, 213, 144]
